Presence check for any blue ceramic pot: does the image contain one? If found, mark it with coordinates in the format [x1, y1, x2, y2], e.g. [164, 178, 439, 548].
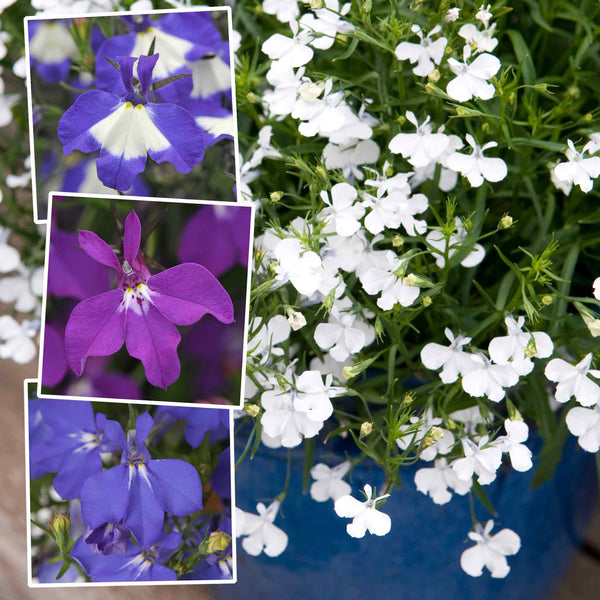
[215, 433, 597, 600]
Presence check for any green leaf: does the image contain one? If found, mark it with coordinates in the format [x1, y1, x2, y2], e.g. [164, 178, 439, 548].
[302, 438, 315, 494]
[506, 30, 536, 86]
[531, 419, 569, 488]
[472, 480, 497, 516]
[333, 36, 360, 62]
[55, 561, 71, 581]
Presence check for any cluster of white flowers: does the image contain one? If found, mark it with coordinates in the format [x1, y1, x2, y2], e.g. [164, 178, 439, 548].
[0, 226, 44, 365]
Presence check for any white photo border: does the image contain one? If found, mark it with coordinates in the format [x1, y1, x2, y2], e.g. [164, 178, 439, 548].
[24, 378, 238, 588]
[24, 5, 241, 224]
[37, 191, 255, 410]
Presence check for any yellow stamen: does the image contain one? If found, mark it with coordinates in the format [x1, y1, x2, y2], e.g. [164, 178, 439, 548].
[125, 101, 133, 109]
[135, 104, 143, 110]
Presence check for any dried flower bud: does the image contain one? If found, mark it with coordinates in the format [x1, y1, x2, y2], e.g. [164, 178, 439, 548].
[207, 531, 232, 554]
[392, 234, 404, 248]
[360, 421, 373, 437]
[287, 308, 307, 331]
[429, 426, 444, 441]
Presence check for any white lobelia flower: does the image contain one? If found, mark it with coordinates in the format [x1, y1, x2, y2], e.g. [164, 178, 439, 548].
[450, 406, 486, 436]
[0, 265, 44, 313]
[461, 354, 519, 403]
[261, 21, 314, 68]
[327, 104, 375, 146]
[445, 7, 461, 22]
[495, 419, 533, 472]
[264, 62, 305, 117]
[566, 405, 600, 453]
[553, 139, 600, 193]
[389, 111, 449, 168]
[364, 161, 412, 199]
[334, 484, 391, 538]
[363, 190, 428, 237]
[414, 457, 472, 505]
[545, 353, 600, 407]
[319, 182, 365, 237]
[323, 139, 381, 181]
[426, 217, 486, 269]
[320, 229, 368, 273]
[396, 408, 455, 461]
[360, 250, 420, 310]
[260, 370, 343, 448]
[310, 461, 352, 502]
[314, 296, 375, 362]
[594, 277, 600, 300]
[452, 436, 503, 485]
[299, 0, 353, 51]
[247, 125, 282, 169]
[488, 315, 554, 376]
[420, 327, 480, 384]
[293, 80, 348, 138]
[549, 159, 573, 195]
[458, 22, 498, 53]
[236, 500, 288, 557]
[461, 520, 521, 579]
[310, 350, 351, 381]
[446, 45, 500, 102]
[0, 315, 38, 364]
[0, 227, 20, 273]
[446, 134, 507, 187]
[248, 315, 291, 365]
[273, 238, 323, 297]
[475, 4, 493, 27]
[394, 25, 447, 77]
[262, 0, 299, 23]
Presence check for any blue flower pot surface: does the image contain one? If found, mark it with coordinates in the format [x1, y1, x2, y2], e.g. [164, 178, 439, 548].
[214, 434, 597, 600]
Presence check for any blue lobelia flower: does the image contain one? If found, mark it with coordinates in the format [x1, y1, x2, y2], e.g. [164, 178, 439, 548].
[80, 412, 203, 548]
[84, 521, 131, 555]
[28, 20, 76, 84]
[57, 54, 205, 191]
[28, 399, 119, 499]
[71, 529, 182, 582]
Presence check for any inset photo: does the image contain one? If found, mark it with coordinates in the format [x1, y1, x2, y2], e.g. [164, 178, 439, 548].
[25, 380, 235, 586]
[39, 193, 253, 407]
[25, 6, 238, 222]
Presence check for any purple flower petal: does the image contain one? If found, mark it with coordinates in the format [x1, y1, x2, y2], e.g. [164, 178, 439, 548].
[116, 56, 136, 95]
[147, 563, 178, 582]
[137, 54, 159, 98]
[125, 303, 180, 389]
[80, 464, 129, 529]
[79, 229, 122, 272]
[124, 210, 141, 265]
[48, 228, 111, 300]
[41, 324, 67, 387]
[144, 103, 205, 173]
[156, 531, 182, 560]
[157, 13, 222, 53]
[57, 90, 121, 155]
[148, 263, 234, 326]
[210, 447, 231, 499]
[146, 458, 203, 516]
[125, 467, 165, 547]
[65, 289, 126, 377]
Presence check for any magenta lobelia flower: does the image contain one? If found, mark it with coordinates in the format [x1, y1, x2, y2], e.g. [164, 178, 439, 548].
[64, 210, 234, 389]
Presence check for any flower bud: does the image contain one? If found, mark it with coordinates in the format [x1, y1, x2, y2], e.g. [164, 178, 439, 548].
[360, 422, 373, 437]
[385, 164, 395, 177]
[456, 107, 470, 116]
[499, 214, 513, 229]
[51, 513, 71, 538]
[428, 69, 441, 83]
[207, 531, 232, 554]
[401, 393, 414, 406]
[246, 91, 259, 103]
[404, 273, 419, 286]
[392, 234, 404, 248]
[422, 295, 432, 307]
[541, 295, 553, 306]
[342, 356, 376, 380]
[445, 418, 457, 430]
[396, 115, 406, 126]
[361, 0, 372, 12]
[310, 0, 323, 8]
[287, 308, 307, 331]
[429, 426, 444, 441]
[421, 436, 434, 448]
[584, 112, 594, 122]
[270, 191, 282, 203]
[244, 404, 260, 418]
[566, 85, 580, 99]
[524, 336, 538, 358]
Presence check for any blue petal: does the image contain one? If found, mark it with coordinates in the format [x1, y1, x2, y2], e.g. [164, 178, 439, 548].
[80, 464, 129, 529]
[148, 563, 178, 582]
[39, 399, 95, 433]
[95, 34, 136, 95]
[137, 54, 159, 98]
[156, 531, 182, 561]
[96, 149, 148, 192]
[104, 418, 127, 452]
[135, 412, 154, 446]
[124, 466, 165, 547]
[156, 13, 222, 56]
[145, 103, 205, 173]
[115, 56, 136, 95]
[146, 458, 203, 516]
[58, 90, 121, 155]
[53, 447, 103, 500]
